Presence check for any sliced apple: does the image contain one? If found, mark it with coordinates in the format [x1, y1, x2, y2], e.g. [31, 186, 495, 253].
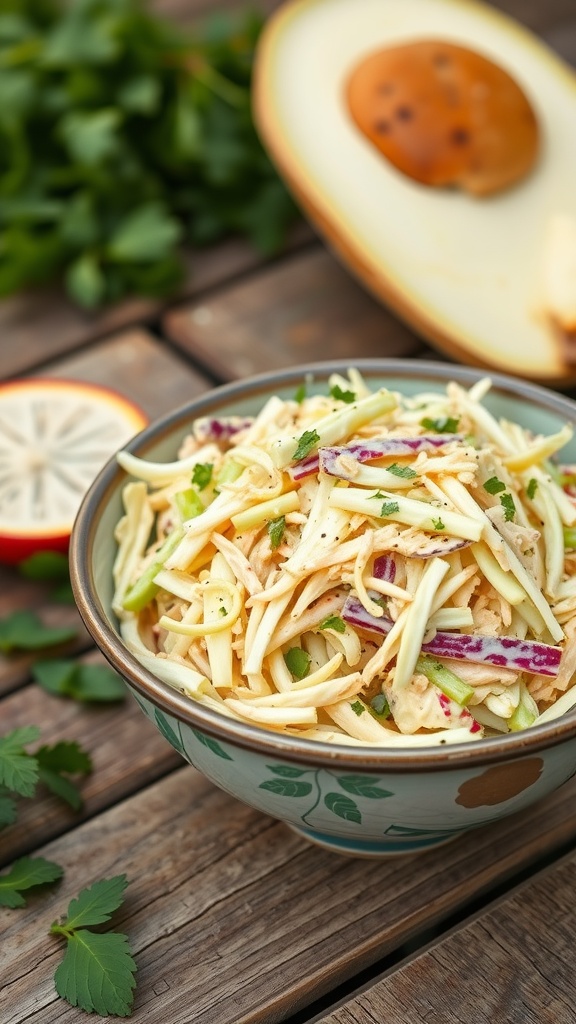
[254, 0, 576, 383]
[0, 378, 147, 564]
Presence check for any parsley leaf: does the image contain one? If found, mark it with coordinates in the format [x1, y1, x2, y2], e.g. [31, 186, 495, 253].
[527, 478, 538, 500]
[191, 463, 213, 491]
[500, 493, 516, 522]
[0, 856, 63, 909]
[319, 614, 346, 633]
[267, 515, 285, 550]
[387, 463, 417, 479]
[36, 742, 93, 811]
[483, 476, 506, 495]
[284, 647, 311, 680]
[33, 660, 126, 703]
[420, 416, 460, 433]
[350, 700, 365, 716]
[380, 501, 400, 517]
[292, 429, 320, 462]
[0, 787, 18, 829]
[293, 383, 307, 404]
[329, 384, 355, 404]
[431, 517, 445, 530]
[51, 876, 136, 1017]
[0, 610, 76, 653]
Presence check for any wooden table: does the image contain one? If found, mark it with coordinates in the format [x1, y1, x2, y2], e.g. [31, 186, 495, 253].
[3, 2, 576, 1021]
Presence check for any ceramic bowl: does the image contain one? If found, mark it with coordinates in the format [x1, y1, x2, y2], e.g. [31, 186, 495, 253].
[70, 359, 576, 858]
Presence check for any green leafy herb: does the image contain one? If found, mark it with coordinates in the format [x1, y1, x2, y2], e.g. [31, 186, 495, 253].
[0, 3, 297, 307]
[350, 700, 365, 716]
[319, 614, 346, 633]
[292, 428, 320, 462]
[267, 515, 285, 551]
[527, 478, 538, 500]
[483, 476, 506, 495]
[293, 383, 307, 404]
[51, 875, 137, 1016]
[329, 384, 355, 404]
[0, 787, 18, 828]
[0, 727, 41, 797]
[0, 610, 76, 653]
[36, 742, 93, 811]
[369, 490, 386, 501]
[284, 647, 311, 680]
[500, 493, 516, 522]
[191, 462, 213, 491]
[380, 501, 400, 517]
[387, 462, 417, 479]
[431, 517, 445, 530]
[32, 660, 126, 703]
[0, 856, 63, 909]
[369, 693, 390, 718]
[420, 416, 460, 434]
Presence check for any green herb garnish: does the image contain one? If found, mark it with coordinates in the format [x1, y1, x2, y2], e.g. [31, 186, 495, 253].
[369, 693, 390, 718]
[0, 857, 64, 909]
[293, 383, 307, 404]
[0, 727, 92, 811]
[380, 501, 400, 517]
[527, 478, 538, 500]
[292, 429, 320, 461]
[33, 660, 126, 703]
[420, 416, 460, 434]
[500, 493, 516, 522]
[431, 517, 445, 530]
[192, 462, 213, 491]
[330, 384, 355, 404]
[284, 647, 311, 680]
[267, 515, 286, 550]
[0, 611, 76, 654]
[350, 700, 365, 716]
[483, 476, 506, 495]
[387, 463, 417, 479]
[319, 614, 346, 633]
[51, 876, 137, 1016]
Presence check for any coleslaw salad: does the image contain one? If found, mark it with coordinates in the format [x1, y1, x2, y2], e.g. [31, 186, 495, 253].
[112, 369, 576, 747]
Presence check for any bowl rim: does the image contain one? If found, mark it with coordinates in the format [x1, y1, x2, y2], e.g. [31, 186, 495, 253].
[70, 358, 576, 773]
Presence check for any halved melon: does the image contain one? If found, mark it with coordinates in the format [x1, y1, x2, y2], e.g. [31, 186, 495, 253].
[0, 379, 147, 564]
[253, 0, 576, 383]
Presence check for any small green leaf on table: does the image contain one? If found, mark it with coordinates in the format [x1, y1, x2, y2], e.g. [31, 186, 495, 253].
[0, 610, 77, 653]
[0, 856, 63, 909]
[36, 741, 93, 810]
[33, 660, 126, 702]
[0, 726, 41, 797]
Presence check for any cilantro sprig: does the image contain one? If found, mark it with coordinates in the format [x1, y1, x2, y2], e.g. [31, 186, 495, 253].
[0, 1, 297, 308]
[51, 876, 137, 1017]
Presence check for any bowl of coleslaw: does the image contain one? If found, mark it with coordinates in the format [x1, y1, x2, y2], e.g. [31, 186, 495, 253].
[71, 359, 576, 857]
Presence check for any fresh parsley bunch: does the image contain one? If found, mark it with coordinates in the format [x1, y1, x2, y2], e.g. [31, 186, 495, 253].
[0, 0, 298, 307]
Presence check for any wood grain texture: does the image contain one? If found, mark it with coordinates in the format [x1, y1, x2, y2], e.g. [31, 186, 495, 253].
[316, 851, 576, 1024]
[3, 767, 576, 1024]
[163, 248, 427, 381]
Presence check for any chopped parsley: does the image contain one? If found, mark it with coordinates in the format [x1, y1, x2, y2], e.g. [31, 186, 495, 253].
[527, 478, 538, 500]
[420, 415, 460, 434]
[330, 384, 356, 404]
[319, 614, 346, 633]
[293, 382, 307, 404]
[284, 647, 311, 680]
[431, 517, 445, 530]
[350, 700, 365, 716]
[293, 428, 320, 461]
[483, 476, 506, 495]
[369, 490, 387, 501]
[387, 463, 417, 479]
[380, 501, 400, 517]
[192, 462, 213, 491]
[267, 515, 285, 550]
[500, 493, 516, 522]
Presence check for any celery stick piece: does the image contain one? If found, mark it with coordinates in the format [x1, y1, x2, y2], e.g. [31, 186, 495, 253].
[215, 458, 244, 487]
[270, 389, 397, 468]
[175, 488, 204, 522]
[328, 487, 482, 540]
[471, 543, 526, 606]
[231, 490, 299, 532]
[122, 527, 184, 612]
[416, 655, 475, 705]
[508, 686, 539, 732]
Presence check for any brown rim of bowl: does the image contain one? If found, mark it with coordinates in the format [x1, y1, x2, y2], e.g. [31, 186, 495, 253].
[70, 358, 576, 773]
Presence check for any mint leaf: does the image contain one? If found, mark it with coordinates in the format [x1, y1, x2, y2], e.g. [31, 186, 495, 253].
[0, 727, 40, 797]
[59, 876, 129, 930]
[191, 462, 213, 491]
[292, 429, 320, 461]
[387, 463, 417, 479]
[0, 856, 63, 909]
[319, 614, 346, 633]
[0, 610, 76, 653]
[329, 384, 355, 404]
[483, 476, 506, 495]
[53, 931, 136, 1017]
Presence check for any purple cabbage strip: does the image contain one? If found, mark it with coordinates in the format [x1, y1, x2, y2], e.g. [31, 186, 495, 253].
[373, 555, 396, 583]
[342, 595, 562, 677]
[193, 416, 254, 444]
[288, 434, 461, 481]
